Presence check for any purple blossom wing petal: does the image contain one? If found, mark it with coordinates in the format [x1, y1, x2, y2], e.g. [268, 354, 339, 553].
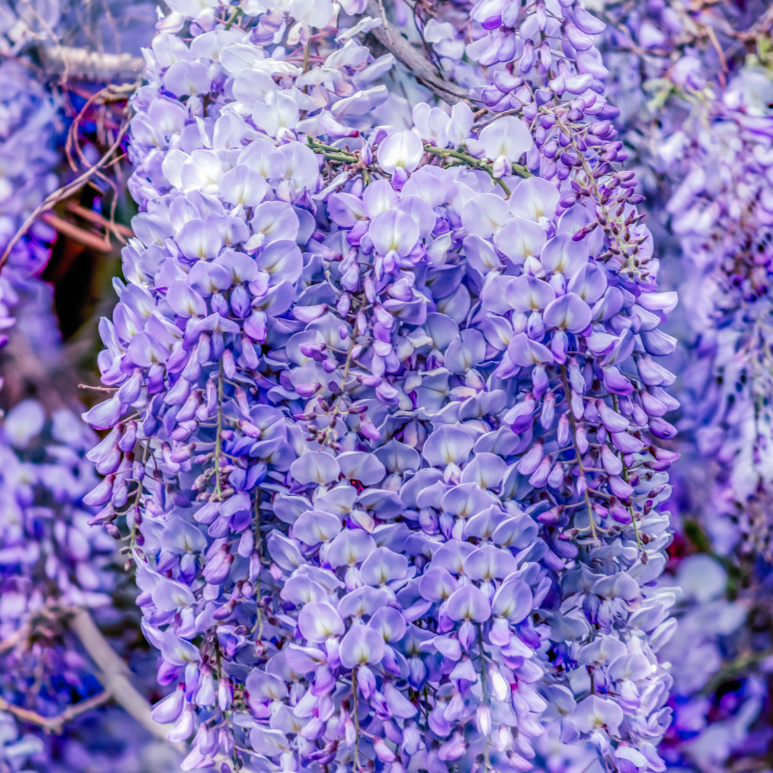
[422, 425, 474, 468]
[567, 263, 608, 304]
[444, 329, 486, 374]
[161, 633, 201, 666]
[326, 529, 377, 568]
[491, 578, 533, 623]
[293, 510, 342, 546]
[460, 453, 508, 489]
[384, 682, 418, 718]
[491, 514, 540, 549]
[479, 116, 533, 162]
[419, 567, 460, 602]
[464, 234, 504, 273]
[337, 586, 391, 618]
[543, 292, 592, 333]
[507, 333, 555, 367]
[339, 625, 386, 668]
[290, 452, 340, 486]
[284, 645, 328, 674]
[267, 531, 306, 573]
[373, 439, 421, 474]
[508, 176, 560, 221]
[540, 233, 589, 276]
[245, 670, 289, 701]
[378, 130, 424, 174]
[257, 240, 304, 285]
[369, 607, 407, 643]
[463, 545, 519, 581]
[462, 193, 510, 238]
[369, 210, 420, 257]
[360, 546, 409, 585]
[430, 541, 477, 574]
[298, 602, 345, 642]
[494, 217, 548, 262]
[446, 585, 491, 622]
[509, 275, 556, 312]
[336, 451, 387, 486]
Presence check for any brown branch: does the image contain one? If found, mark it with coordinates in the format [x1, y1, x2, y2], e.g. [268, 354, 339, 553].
[0, 323, 78, 411]
[68, 202, 133, 240]
[67, 608, 176, 744]
[0, 606, 170, 741]
[0, 117, 129, 271]
[473, 107, 521, 130]
[41, 212, 112, 252]
[364, 0, 469, 105]
[41, 46, 144, 82]
[65, 86, 113, 173]
[0, 610, 178, 741]
[705, 26, 728, 73]
[78, 383, 118, 392]
[0, 692, 111, 734]
[0, 625, 30, 657]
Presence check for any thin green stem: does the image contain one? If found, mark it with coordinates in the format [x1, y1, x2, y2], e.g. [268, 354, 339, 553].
[560, 364, 598, 541]
[612, 394, 643, 550]
[128, 440, 149, 551]
[320, 305, 362, 446]
[351, 668, 361, 771]
[307, 137, 358, 164]
[213, 361, 224, 501]
[224, 7, 242, 29]
[424, 145, 516, 195]
[476, 624, 491, 771]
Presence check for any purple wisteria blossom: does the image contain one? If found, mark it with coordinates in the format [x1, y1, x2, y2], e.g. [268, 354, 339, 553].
[4, 0, 773, 768]
[598, 6, 773, 771]
[0, 59, 58, 352]
[662, 70, 773, 772]
[81, 0, 683, 771]
[0, 2, 184, 764]
[0, 397, 178, 769]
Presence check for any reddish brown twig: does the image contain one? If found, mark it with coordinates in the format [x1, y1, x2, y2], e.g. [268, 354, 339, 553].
[0, 118, 129, 272]
[41, 212, 111, 252]
[67, 202, 133, 240]
[0, 625, 30, 657]
[0, 692, 111, 734]
[78, 383, 118, 392]
[67, 608, 177, 743]
[65, 87, 108, 172]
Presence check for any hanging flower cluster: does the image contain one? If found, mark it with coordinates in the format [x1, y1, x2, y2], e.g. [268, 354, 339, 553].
[658, 64, 773, 773]
[596, 4, 773, 770]
[656, 554, 754, 773]
[666, 69, 773, 552]
[0, 58, 58, 352]
[81, 1, 682, 770]
[0, 2, 194, 766]
[0, 400, 119, 743]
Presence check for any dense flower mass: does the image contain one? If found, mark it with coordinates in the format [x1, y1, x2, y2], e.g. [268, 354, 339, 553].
[1, 0, 772, 768]
[0, 2, 185, 770]
[597, 4, 773, 770]
[0, 58, 58, 350]
[671, 70, 773, 552]
[77, 0, 685, 770]
[0, 400, 110, 708]
[662, 70, 773, 773]
[0, 382, 187, 772]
